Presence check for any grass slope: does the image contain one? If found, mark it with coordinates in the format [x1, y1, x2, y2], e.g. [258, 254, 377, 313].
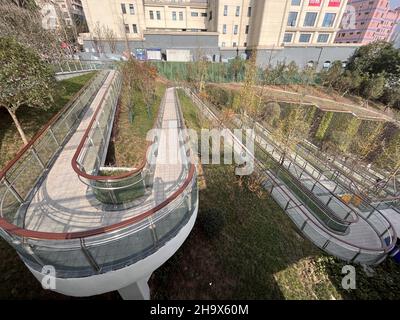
[0, 72, 96, 169]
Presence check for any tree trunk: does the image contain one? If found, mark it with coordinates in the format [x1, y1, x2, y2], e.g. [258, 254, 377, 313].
[6, 107, 28, 145]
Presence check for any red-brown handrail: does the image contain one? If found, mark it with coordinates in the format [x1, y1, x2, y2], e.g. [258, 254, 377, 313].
[0, 164, 195, 240]
[71, 72, 163, 181]
[0, 71, 101, 181]
[0, 84, 196, 240]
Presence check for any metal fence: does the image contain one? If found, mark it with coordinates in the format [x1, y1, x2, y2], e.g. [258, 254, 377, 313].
[184, 88, 396, 265]
[0, 71, 108, 228]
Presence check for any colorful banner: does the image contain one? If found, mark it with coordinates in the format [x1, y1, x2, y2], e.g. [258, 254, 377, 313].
[328, 0, 341, 7]
[309, 0, 321, 6]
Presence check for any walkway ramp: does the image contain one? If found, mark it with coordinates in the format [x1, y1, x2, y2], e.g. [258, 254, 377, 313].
[24, 79, 186, 233]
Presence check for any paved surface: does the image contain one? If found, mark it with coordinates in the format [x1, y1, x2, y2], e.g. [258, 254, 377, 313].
[24, 82, 187, 233]
[253, 126, 383, 249]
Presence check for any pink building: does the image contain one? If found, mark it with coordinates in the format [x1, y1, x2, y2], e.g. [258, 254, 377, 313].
[335, 0, 400, 44]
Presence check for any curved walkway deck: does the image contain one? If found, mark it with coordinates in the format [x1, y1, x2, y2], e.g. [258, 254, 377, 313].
[24, 75, 186, 233]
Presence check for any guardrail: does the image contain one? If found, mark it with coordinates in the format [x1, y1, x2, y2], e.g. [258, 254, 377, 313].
[184, 88, 396, 265]
[53, 60, 117, 75]
[0, 71, 108, 227]
[0, 85, 197, 279]
[71, 72, 168, 208]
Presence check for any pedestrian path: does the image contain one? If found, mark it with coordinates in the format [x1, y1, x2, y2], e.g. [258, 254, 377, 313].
[24, 81, 188, 233]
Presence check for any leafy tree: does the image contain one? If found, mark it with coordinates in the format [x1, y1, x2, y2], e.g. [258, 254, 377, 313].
[361, 73, 386, 101]
[351, 121, 384, 162]
[345, 41, 400, 107]
[320, 60, 343, 90]
[272, 107, 309, 164]
[0, 2, 62, 60]
[0, 37, 55, 145]
[347, 41, 400, 80]
[234, 53, 262, 121]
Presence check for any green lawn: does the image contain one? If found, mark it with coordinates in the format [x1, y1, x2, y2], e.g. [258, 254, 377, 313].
[0, 72, 97, 169]
[149, 89, 400, 300]
[112, 82, 166, 167]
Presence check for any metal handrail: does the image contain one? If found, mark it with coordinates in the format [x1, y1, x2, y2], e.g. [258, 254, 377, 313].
[186, 88, 396, 259]
[0, 84, 195, 241]
[71, 73, 166, 182]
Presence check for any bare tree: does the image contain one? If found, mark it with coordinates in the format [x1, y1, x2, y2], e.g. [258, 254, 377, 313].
[103, 25, 117, 54]
[92, 21, 104, 54]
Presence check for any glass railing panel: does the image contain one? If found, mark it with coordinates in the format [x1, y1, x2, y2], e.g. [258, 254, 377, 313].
[34, 131, 59, 167]
[154, 197, 188, 242]
[92, 174, 146, 205]
[271, 187, 290, 209]
[286, 204, 307, 229]
[325, 241, 361, 262]
[29, 244, 94, 277]
[303, 223, 330, 248]
[0, 182, 21, 224]
[86, 224, 155, 273]
[9, 153, 43, 200]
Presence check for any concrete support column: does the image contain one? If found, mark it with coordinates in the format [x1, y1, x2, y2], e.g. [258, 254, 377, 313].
[118, 274, 151, 300]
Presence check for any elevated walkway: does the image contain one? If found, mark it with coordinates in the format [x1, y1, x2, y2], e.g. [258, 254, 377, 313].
[0, 70, 198, 297]
[184, 88, 396, 265]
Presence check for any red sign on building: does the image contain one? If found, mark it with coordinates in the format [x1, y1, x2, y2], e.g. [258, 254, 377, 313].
[309, 0, 321, 6]
[328, 0, 341, 7]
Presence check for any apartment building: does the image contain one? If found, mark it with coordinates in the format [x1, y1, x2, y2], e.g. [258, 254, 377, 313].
[281, 0, 348, 46]
[81, 0, 209, 40]
[335, 0, 400, 44]
[81, 0, 348, 47]
[37, 0, 86, 30]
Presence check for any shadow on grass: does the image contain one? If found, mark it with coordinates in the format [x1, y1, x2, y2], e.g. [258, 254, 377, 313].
[150, 164, 322, 300]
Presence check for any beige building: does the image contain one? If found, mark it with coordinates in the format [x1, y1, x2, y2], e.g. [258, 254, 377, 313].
[81, 0, 209, 40]
[81, 0, 349, 50]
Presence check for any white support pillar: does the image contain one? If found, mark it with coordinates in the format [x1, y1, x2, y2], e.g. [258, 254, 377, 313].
[118, 274, 151, 300]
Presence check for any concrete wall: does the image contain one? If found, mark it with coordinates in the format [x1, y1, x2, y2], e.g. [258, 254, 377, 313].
[256, 45, 359, 68]
[82, 33, 359, 68]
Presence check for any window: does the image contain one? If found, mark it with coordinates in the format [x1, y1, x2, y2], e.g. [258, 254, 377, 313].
[224, 5, 228, 16]
[291, 0, 301, 5]
[201, 12, 207, 17]
[247, 7, 252, 17]
[209, 11, 212, 20]
[299, 33, 311, 42]
[172, 11, 177, 21]
[191, 12, 199, 17]
[129, 4, 134, 15]
[283, 33, 294, 43]
[233, 42, 237, 47]
[234, 25, 238, 35]
[223, 24, 227, 34]
[124, 24, 129, 33]
[287, 11, 298, 26]
[149, 10, 154, 20]
[245, 25, 249, 34]
[244, 42, 247, 47]
[132, 24, 138, 33]
[221, 42, 226, 47]
[157, 11, 161, 20]
[236, 6, 240, 17]
[303, 12, 317, 26]
[317, 33, 329, 42]
[179, 12, 183, 20]
[121, 3, 126, 14]
[322, 13, 336, 27]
